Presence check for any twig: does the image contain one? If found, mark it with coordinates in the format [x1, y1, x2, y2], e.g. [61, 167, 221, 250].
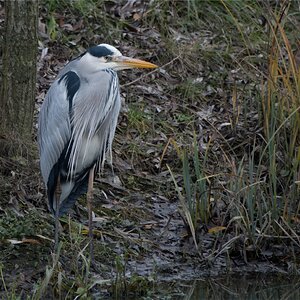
[121, 54, 181, 88]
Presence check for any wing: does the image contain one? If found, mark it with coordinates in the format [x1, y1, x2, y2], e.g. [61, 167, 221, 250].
[38, 77, 71, 184]
[38, 69, 80, 212]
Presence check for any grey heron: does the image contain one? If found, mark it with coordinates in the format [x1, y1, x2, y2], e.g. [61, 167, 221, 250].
[38, 43, 157, 258]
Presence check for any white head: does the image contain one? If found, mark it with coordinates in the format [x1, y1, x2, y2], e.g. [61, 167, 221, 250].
[79, 43, 157, 73]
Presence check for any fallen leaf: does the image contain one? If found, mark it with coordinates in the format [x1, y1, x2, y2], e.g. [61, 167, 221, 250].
[7, 238, 41, 245]
[208, 226, 226, 234]
[133, 12, 142, 21]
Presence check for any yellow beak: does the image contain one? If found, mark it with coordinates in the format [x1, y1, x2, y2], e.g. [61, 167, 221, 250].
[113, 56, 158, 69]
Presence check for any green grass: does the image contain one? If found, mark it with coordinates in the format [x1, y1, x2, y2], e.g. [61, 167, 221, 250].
[127, 103, 150, 134]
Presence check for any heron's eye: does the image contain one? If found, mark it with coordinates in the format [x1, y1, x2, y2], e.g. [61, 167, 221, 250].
[105, 56, 112, 62]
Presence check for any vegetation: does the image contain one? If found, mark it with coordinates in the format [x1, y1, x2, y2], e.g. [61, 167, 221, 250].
[0, 0, 300, 298]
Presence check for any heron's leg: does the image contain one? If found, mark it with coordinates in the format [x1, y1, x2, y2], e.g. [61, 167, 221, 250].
[54, 176, 61, 252]
[55, 205, 59, 251]
[87, 165, 95, 262]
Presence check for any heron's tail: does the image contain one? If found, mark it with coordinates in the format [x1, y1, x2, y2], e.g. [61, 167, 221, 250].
[57, 174, 89, 216]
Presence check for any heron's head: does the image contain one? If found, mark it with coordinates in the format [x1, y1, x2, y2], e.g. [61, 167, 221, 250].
[81, 43, 157, 72]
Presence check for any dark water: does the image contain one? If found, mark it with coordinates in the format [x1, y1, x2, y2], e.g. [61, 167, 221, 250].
[129, 274, 300, 300]
[97, 273, 300, 299]
[146, 275, 300, 300]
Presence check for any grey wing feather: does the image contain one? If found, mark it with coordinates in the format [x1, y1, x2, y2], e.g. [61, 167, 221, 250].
[68, 69, 120, 177]
[38, 79, 71, 185]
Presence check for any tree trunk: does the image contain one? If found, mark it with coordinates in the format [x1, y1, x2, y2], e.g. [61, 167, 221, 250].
[0, 0, 38, 141]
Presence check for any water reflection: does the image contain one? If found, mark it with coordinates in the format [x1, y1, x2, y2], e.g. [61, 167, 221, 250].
[180, 275, 300, 300]
[101, 274, 300, 299]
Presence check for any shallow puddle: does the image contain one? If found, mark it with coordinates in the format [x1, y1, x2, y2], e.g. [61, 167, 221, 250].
[153, 274, 300, 300]
[97, 274, 300, 299]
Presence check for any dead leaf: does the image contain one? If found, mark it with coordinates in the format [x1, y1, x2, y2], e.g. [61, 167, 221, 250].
[7, 238, 41, 245]
[133, 13, 142, 21]
[208, 226, 226, 234]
